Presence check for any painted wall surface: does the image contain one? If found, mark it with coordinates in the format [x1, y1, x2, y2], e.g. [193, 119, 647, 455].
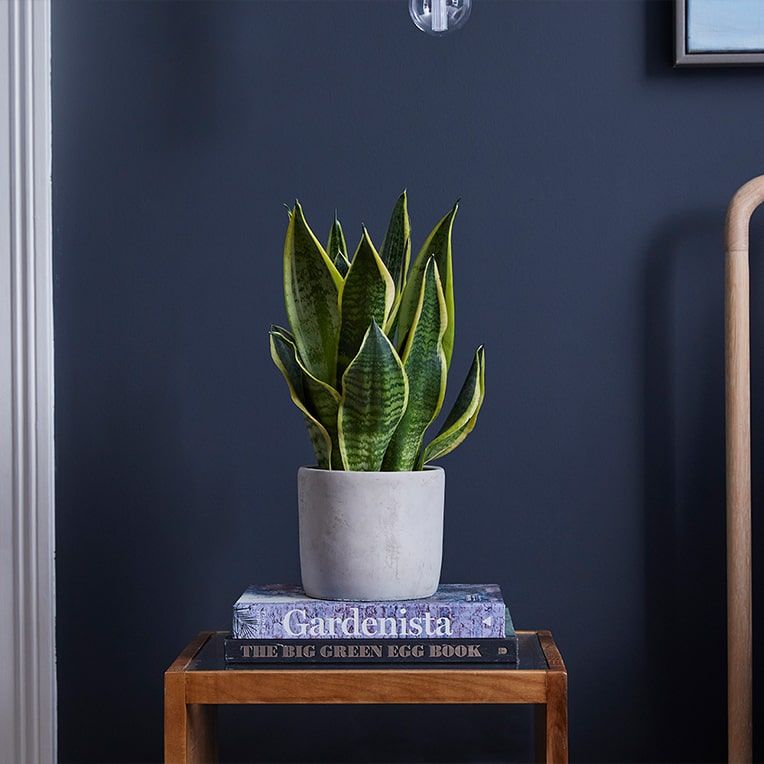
[53, 1, 764, 761]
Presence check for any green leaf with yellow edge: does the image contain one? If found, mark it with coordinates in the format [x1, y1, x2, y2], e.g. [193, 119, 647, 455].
[284, 201, 343, 386]
[338, 320, 409, 471]
[380, 191, 411, 327]
[327, 214, 350, 277]
[382, 258, 448, 471]
[397, 202, 458, 367]
[269, 328, 333, 469]
[336, 228, 395, 380]
[420, 345, 485, 467]
[271, 325, 343, 470]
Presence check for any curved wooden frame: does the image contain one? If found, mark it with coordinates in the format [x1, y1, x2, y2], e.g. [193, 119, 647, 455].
[725, 175, 764, 764]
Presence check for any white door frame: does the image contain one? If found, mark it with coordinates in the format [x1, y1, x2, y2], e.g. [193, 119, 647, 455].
[0, 1, 56, 762]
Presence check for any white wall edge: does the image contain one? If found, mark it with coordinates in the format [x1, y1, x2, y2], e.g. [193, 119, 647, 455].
[0, 1, 56, 762]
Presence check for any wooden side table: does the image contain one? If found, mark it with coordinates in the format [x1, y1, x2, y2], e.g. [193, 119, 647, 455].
[165, 630, 568, 764]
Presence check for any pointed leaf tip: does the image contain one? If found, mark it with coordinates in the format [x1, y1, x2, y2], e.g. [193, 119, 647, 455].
[420, 345, 486, 467]
[396, 203, 457, 368]
[338, 318, 408, 471]
[336, 234, 395, 379]
[283, 199, 342, 385]
[382, 254, 448, 471]
[379, 191, 412, 328]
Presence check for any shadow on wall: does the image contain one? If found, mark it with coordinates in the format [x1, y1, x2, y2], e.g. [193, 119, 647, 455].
[643, 0, 675, 76]
[642, 212, 726, 764]
[751, 212, 764, 764]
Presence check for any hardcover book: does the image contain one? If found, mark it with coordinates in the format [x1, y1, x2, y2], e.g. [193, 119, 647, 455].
[232, 584, 508, 640]
[223, 636, 519, 665]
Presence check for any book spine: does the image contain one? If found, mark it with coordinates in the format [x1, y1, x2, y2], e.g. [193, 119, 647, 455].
[233, 601, 506, 640]
[224, 637, 519, 665]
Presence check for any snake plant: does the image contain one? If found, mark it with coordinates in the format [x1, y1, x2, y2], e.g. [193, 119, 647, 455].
[270, 192, 486, 471]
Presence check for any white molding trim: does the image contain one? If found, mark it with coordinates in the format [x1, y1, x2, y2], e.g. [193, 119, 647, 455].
[0, 1, 56, 762]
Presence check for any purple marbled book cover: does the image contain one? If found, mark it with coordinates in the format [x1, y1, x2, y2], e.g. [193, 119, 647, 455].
[232, 584, 507, 639]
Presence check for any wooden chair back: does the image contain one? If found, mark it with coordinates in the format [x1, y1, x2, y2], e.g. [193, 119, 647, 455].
[725, 175, 764, 764]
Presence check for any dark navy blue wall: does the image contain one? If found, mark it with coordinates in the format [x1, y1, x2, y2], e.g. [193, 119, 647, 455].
[53, 1, 764, 761]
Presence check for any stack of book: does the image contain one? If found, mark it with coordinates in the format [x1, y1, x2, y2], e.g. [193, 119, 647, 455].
[225, 583, 518, 665]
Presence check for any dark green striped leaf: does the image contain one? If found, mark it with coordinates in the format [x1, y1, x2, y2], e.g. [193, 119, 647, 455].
[269, 329, 333, 469]
[271, 325, 343, 469]
[284, 202, 343, 386]
[397, 202, 458, 368]
[382, 258, 448, 471]
[327, 214, 350, 277]
[336, 229, 395, 380]
[380, 190, 411, 297]
[338, 321, 409, 471]
[421, 345, 485, 466]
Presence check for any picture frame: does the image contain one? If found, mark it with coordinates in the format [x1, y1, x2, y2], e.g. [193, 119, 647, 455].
[675, 0, 764, 66]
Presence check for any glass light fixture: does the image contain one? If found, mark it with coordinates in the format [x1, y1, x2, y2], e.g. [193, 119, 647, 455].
[409, 0, 472, 36]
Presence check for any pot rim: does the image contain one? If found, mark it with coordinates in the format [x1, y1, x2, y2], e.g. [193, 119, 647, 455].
[299, 465, 444, 477]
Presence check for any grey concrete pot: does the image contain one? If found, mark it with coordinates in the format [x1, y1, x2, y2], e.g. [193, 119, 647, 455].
[298, 466, 445, 601]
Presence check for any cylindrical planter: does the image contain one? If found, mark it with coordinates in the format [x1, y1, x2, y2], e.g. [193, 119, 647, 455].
[298, 466, 445, 601]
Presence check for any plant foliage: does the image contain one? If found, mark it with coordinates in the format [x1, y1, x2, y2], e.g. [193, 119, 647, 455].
[270, 192, 486, 470]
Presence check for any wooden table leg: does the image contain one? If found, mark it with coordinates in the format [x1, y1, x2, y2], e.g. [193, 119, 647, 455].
[543, 672, 568, 764]
[165, 672, 218, 763]
[535, 704, 548, 763]
[187, 704, 217, 763]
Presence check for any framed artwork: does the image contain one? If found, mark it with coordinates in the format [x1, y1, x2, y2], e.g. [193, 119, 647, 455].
[675, 0, 764, 66]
